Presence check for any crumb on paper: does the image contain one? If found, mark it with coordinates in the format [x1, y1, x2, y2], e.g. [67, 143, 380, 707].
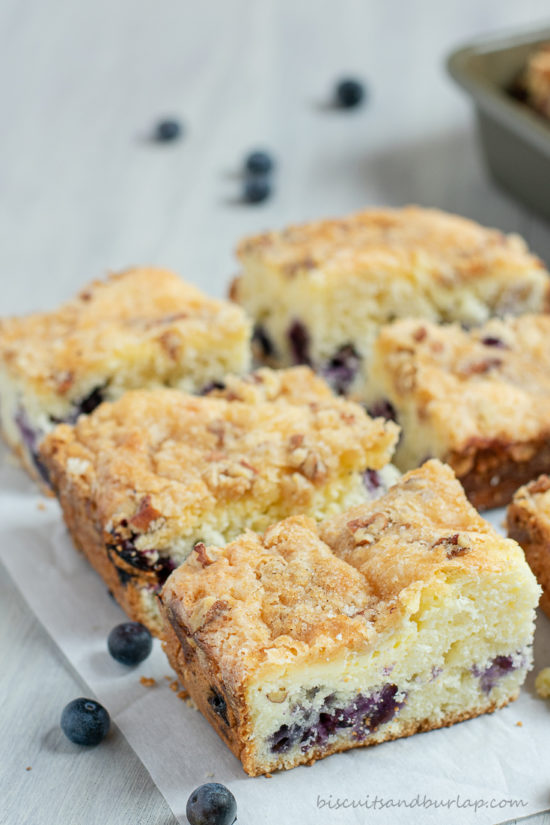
[25, 766, 32, 771]
[264, 773, 273, 779]
[140, 676, 156, 687]
[535, 667, 550, 699]
[164, 675, 172, 681]
[516, 721, 523, 727]
[36, 502, 46, 511]
[205, 772, 214, 778]
[170, 680, 179, 692]
[178, 689, 190, 701]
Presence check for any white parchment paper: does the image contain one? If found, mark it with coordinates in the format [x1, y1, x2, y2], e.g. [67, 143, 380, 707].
[1, 447, 549, 825]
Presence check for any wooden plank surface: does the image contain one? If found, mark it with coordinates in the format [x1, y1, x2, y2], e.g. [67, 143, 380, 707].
[1, 0, 550, 822]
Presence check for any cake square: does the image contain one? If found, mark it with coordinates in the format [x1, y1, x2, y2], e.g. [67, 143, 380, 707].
[364, 314, 550, 510]
[0, 267, 252, 485]
[160, 460, 540, 775]
[231, 205, 549, 397]
[523, 42, 550, 120]
[40, 368, 399, 634]
[507, 475, 550, 618]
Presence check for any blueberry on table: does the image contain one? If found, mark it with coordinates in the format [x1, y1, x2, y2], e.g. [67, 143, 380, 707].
[243, 176, 272, 204]
[186, 783, 237, 825]
[154, 119, 183, 142]
[244, 149, 275, 175]
[107, 621, 153, 666]
[60, 698, 110, 746]
[335, 77, 366, 108]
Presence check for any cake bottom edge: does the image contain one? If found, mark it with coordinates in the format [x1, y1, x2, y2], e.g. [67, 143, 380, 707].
[160, 621, 520, 777]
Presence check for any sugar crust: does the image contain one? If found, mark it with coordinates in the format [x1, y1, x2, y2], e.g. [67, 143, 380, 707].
[162, 460, 527, 689]
[365, 314, 550, 505]
[0, 267, 252, 403]
[235, 205, 547, 289]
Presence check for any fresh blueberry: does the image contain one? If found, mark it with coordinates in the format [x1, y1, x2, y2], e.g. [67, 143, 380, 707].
[154, 119, 183, 142]
[60, 698, 110, 746]
[107, 621, 153, 666]
[243, 176, 272, 204]
[245, 150, 275, 175]
[335, 78, 366, 109]
[186, 783, 237, 825]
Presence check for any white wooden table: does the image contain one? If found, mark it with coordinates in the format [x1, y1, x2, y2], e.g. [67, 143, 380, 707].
[1, 0, 550, 822]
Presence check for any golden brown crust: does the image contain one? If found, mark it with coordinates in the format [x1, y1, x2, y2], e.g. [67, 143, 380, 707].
[40, 385, 397, 551]
[203, 366, 334, 404]
[452, 438, 550, 510]
[161, 460, 518, 694]
[40, 375, 397, 633]
[369, 315, 550, 508]
[51, 458, 164, 631]
[507, 477, 550, 617]
[236, 205, 547, 288]
[160, 455, 526, 776]
[0, 267, 251, 402]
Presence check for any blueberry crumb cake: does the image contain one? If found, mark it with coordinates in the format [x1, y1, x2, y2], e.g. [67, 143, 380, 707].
[522, 43, 550, 120]
[39, 369, 399, 634]
[0, 267, 251, 486]
[364, 314, 550, 510]
[160, 460, 540, 775]
[230, 206, 549, 396]
[507, 474, 550, 618]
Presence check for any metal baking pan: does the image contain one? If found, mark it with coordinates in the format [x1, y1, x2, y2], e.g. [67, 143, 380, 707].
[447, 25, 550, 221]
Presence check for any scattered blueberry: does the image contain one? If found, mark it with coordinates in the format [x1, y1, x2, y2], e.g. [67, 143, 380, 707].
[60, 698, 110, 746]
[154, 119, 183, 142]
[186, 782, 237, 825]
[107, 621, 153, 666]
[245, 150, 275, 175]
[335, 77, 366, 109]
[243, 176, 272, 204]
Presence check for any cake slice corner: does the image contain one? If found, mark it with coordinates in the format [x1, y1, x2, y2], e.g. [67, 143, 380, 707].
[160, 459, 540, 775]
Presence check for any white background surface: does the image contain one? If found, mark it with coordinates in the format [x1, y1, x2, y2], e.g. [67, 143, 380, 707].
[2, 0, 550, 823]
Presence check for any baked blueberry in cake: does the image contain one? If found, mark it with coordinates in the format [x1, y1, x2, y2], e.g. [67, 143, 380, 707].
[230, 206, 549, 398]
[160, 460, 540, 775]
[39, 369, 399, 634]
[0, 267, 252, 487]
[364, 314, 550, 509]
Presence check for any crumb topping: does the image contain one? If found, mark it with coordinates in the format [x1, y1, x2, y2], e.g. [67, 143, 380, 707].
[236, 206, 545, 285]
[509, 474, 550, 533]
[372, 315, 550, 449]
[204, 366, 334, 404]
[39, 384, 398, 547]
[162, 460, 519, 688]
[0, 267, 250, 396]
